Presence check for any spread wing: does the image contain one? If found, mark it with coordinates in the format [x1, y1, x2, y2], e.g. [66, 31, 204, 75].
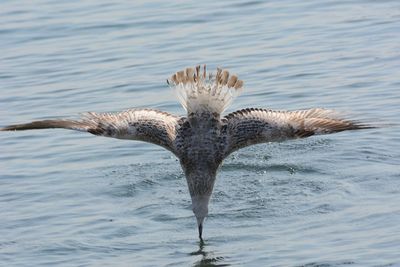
[222, 108, 372, 157]
[1, 109, 183, 154]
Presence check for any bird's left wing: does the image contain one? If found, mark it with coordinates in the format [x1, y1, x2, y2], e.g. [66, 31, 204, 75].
[1, 109, 183, 154]
[222, 108, 372, 157]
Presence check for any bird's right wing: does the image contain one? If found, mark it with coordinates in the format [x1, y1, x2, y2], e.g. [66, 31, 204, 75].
[1, 109, 183, 155]
[222, 108, 372, 157]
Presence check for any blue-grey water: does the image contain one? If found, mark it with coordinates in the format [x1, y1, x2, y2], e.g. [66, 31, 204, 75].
[1, 1, 399, 266]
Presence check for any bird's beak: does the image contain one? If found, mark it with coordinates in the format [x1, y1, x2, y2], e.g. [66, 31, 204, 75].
[198, 223, 203, 240]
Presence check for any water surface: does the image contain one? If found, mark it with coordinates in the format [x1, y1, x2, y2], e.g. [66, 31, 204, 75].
[1, 0, 400, 266]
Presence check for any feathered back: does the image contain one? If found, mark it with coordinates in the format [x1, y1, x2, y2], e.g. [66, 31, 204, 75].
[167, 65, 243, 115]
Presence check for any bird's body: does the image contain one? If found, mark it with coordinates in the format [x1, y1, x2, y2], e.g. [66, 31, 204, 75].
[1, 65, 372, 239]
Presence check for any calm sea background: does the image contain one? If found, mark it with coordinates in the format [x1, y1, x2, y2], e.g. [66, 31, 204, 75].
[1, 1, 399, 266]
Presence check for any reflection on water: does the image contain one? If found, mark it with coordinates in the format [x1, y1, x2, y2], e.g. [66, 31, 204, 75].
[191, 240, 230, 267]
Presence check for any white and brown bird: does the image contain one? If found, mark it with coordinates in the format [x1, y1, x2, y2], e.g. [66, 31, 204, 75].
[1, 65, 372, 240]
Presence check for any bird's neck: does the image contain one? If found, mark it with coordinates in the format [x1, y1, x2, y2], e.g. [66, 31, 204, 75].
[183, 169, 218, 197]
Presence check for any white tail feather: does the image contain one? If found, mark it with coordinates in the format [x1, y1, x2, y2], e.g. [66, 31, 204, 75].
[167, 65, 244, 115]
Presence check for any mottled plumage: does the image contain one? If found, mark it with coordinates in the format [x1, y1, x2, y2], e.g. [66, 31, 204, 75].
[1, 65, 373, 240]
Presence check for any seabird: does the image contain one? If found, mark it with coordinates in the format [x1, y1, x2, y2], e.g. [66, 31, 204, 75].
[1, 65, 372, 240]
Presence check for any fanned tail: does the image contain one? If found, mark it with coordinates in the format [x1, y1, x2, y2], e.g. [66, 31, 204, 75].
[167, 65, 243, 115]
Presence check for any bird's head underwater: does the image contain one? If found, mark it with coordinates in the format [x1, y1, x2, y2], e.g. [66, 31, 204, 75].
[191, 195, 211, 240]
[183, 168, 219, 240]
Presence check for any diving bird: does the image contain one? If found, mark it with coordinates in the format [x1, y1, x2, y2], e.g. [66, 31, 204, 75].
[1, 65, 372, 240]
